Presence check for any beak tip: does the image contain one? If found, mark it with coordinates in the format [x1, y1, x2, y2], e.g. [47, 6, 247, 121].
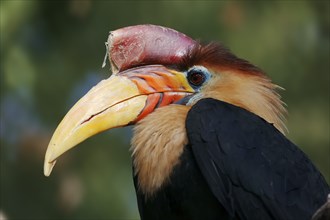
[44, 160, 56, 177]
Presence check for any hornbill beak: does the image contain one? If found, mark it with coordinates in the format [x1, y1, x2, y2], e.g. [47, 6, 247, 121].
[44, 65, 195, 176]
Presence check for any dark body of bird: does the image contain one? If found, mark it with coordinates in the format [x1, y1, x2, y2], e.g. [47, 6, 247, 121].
[135, 99, 329, 220]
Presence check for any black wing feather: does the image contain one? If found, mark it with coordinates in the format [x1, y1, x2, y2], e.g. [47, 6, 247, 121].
[186, 98, 329, 220]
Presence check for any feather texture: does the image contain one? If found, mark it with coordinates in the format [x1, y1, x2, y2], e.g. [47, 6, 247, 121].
[132, 105, 190, 196]
[186, 98, 329, 220]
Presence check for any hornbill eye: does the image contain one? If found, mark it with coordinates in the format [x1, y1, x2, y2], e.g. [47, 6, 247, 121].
[187, 66, 209, 88]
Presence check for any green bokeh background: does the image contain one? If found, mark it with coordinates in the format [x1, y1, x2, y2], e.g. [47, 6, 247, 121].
[0, 1, 329, 219]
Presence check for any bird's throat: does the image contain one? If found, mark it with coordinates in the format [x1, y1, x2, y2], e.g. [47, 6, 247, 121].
[131, 105, 190, 196]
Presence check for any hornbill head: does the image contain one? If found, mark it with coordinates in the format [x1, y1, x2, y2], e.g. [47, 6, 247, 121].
[44, 25, 286, 192]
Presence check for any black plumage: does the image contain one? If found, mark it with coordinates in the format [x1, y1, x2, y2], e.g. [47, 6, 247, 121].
[134, 98, 329, 220]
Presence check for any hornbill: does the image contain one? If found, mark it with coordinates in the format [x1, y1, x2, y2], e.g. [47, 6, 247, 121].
[44, 25, 329, 220]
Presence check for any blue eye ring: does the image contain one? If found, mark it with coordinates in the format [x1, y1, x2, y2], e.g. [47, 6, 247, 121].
[187, 66, 209, 87]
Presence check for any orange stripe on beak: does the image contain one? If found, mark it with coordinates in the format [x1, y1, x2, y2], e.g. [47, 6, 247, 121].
[135, 92, 189, 122]
[125, 65, 195, 122]
[121, 65, 193, 94]
[135, 93, 161, 122]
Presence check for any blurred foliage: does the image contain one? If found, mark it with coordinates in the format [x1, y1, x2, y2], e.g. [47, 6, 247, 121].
[0, 1, 329, 220]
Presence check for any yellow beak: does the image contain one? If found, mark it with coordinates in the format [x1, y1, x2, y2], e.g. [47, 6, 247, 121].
[44, 65, 194, 176]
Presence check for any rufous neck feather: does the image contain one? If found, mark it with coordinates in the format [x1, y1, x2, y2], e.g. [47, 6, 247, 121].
[202, 70, 287, 134]
[184, 43, 287, 134]
[131, 105, 190, 196]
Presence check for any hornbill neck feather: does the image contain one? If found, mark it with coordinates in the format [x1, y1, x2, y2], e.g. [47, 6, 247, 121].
[131, 105, 190, 196]
[181, 42, 287, 133]
[202, 71, 287, 134]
